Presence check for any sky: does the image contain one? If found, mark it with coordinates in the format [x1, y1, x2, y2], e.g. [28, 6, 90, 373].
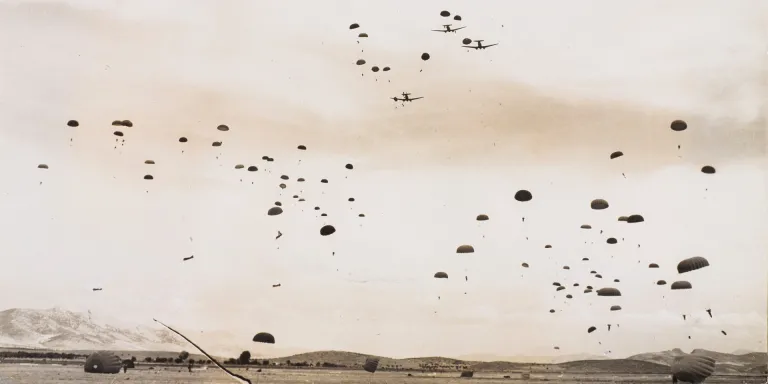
[0, 0, 766, 359]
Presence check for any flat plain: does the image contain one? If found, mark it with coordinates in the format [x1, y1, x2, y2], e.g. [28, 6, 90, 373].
[0, 365, 765, 384]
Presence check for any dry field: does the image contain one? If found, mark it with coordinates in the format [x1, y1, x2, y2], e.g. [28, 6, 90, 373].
[0, 364, 765, 384]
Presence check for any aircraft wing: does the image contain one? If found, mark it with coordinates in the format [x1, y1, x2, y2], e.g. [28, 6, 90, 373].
[483, 43, 499, 48]
[410, 97, 424, 100]
[431, 29, 448, 32]
[453, 26, 466, 31]
[462, 46, 480, 49]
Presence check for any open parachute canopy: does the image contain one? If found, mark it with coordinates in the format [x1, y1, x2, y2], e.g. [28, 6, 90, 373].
[253, 332, 275, 344]
[456, 245, 475, 253]
[590, 199, 609, 210]
[677, 256, 709, 274]
[434, 272, 448, 279]
[363, 357, 380, 373]
[671, 355, 716, 383]
[671, 281, 692, 290]
[597, 288, 621, 297]
[84, 351, 122, 374]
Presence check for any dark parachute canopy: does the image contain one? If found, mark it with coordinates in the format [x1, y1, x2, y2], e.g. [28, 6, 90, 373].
[563, 266, 570, 270]
[253, 332, 275, 344]
[584, 289, 593, 293]
[345, 163, 354, 170]
[544, 244, 552, 249]
[145, 160, 155, 165]
[267, 207, 283, 216]
[618, 216, 629, 222]
[580, 224, 592, 229]
[358, 33, 368, 38]
[67, 120, 79, 127]
[627, 214, 644, 223]
[179, 137, 188, 143]
[671, 355, 716, 383]
[556, 286, 565, 291]
[297, 177, 305, 182]
[113, 131, 123, 137]
[670, 120, 688, 132]
[348, 197, 355, 202]
[514, 190, 533, 202]
[671, 281, 692, 290]
[143, 175, 153, 180]
[462, 38, 472, 45]
[275, 202, 282, 206]
[456, 245, 475, 253]
[321, 178, 328, 183]
[280, 175, 289, 180]
[591, 199, 609, 210]
[565, 294, 572, 299]
[382, 66, 390, 71]
[434, 272, 448, 279]
[349, 23, 360, 29]
[677, 256, 709, 274]
[588, 326, 597, 333]
[610, 305, 622, 311]
[84, 351, 122, 374]
[582, 257, 589, 261]
[421, 52, 430, 61]
[356, 59, 366, 65]
[613, 278, 620, 283]
[212, 141, 222, 147]
[121, 120, 133, 127]
[701, 165, 716, 174]
[297, 145, 306, 150]
[363, 357, 380, 373]
[440, 10, 450, 17]
[553, 282, 561, 286]
[37, 164, 48, 169]
[610, 151, 623, 159]
[217, 124, 229, 132]
[649, 263, 659, 268]
[521, 262, 529, 268]
[235, 164, 244, 169]
[371, 66, 379, 72]
[597, 288, 621, 297]
[606, 238, 617, 244]
[657, 280, 667, 285]
[111, 120, 122, 126]
[595, 274, 603, 278]
[476, 214, 489, 221]
[549, 309, 555, 313]
[453, 15, 462, 21]
[320, 225, 336, 236]
[247, 166, 258, 171]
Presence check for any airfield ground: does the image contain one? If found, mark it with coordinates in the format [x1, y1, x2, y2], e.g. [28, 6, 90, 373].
[0, 364, 766, 384]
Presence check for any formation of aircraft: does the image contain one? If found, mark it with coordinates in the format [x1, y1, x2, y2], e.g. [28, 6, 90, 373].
[391, 92, 423, 102]
[431, 24, 465, 33]
[462, 39, 498, 50]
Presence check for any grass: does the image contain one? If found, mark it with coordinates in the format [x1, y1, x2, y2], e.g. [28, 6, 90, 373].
[0, 364, 765, 384]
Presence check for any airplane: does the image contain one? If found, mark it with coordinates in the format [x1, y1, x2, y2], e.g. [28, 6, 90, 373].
[391, 92, 423, 102]
[432, 24, 465, 33]
[462, 40, 498, 50]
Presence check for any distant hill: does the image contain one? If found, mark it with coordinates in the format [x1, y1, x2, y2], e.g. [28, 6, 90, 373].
[0, 308, 185, 352]
[628, 348, 767, 374]
[458, 353, 609, 364]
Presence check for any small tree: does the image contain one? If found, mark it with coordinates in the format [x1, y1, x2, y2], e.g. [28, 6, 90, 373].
[179, 351, 190, 361]
[238, 351, 251, 365]
[144, 357, 152, 363]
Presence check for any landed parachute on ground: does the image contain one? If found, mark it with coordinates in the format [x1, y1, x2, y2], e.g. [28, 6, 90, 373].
[671, 355, 716, 383]
[84, 351, 122, 374]
[677, 256, 709, 274]
[363, 357, 380, 373]
[253, 332, 275, 344]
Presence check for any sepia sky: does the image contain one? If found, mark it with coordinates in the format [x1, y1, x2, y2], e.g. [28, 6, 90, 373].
[0, 0, 765, 359]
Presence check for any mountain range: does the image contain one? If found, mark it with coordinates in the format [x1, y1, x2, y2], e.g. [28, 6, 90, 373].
[0, 307, 764, 375]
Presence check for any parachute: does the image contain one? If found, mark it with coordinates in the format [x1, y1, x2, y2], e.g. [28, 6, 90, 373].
[358, 33, 368, 38]
[657, 280, 667, 285]
[84, 351, 122, 374]
[247, 166, 258, 172]
[649, 263, 659, 268]
[580, 224, 592, 229]
[235, 164, 244, 169]
[297, 178, 305, 182]
[597, 288, 621, 297]
[356, 59, 366, 65]
[563, 266, 570, 270]
[212, 141, 222, 147]
[67, 120, 79, 127]
[121, 120, 133, 127]
[610, 305, 622, 311]
[627, 214, 644, 223]
[556, 286, 565, 291]
[421, 53, 430, 61]
[671, 281, 692, 290]
[143, 175, 153, 180]
[434, 272, 448, 279]
[476, 214, 489, 221]
[618, 216, 629, 222]
[565, 294, 573, 299]
[280, 175, 289, 180]
[382, 67, 390, 71]
[613, 279, 620, 283]
[701, 166, 716, 174]
[297, 145, 306, 150]
[671, 355, 716, 383]
[670, 120, 688, 132]
[545, 245, 552, 249]
[590, 199, 609, 210]
[453, 15, 462, 21]
[179, 137, 188, 143]
[440, 10, 450, 17]
[321, 179, 328, 183]
[514, 190, 533, 202]
[462, 38, 472, 45]
[588, 326, 597, 333]
[320, 225, 336, 236]
[217, 124, 229, 132]
[521, 262, 529, 268]
[145, 160, 156, 165]
[111, 120, 122, 126]
[677, 257, 709, 274]
[606, 238, 617, 244]
[252, 332, 275, 344]
[363, 357, 380, 373]
[610, 151, 623, 159]
[456, 245, 475, 254]
[371, 66, 379, 72]
[349, 23, 360, 29]
[549, 309, 555, 313]
[113, 131, 123, 137]
[267, 207, 283, 216]
[345, 164, 354, 170]
[37, 164, 48, 169]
